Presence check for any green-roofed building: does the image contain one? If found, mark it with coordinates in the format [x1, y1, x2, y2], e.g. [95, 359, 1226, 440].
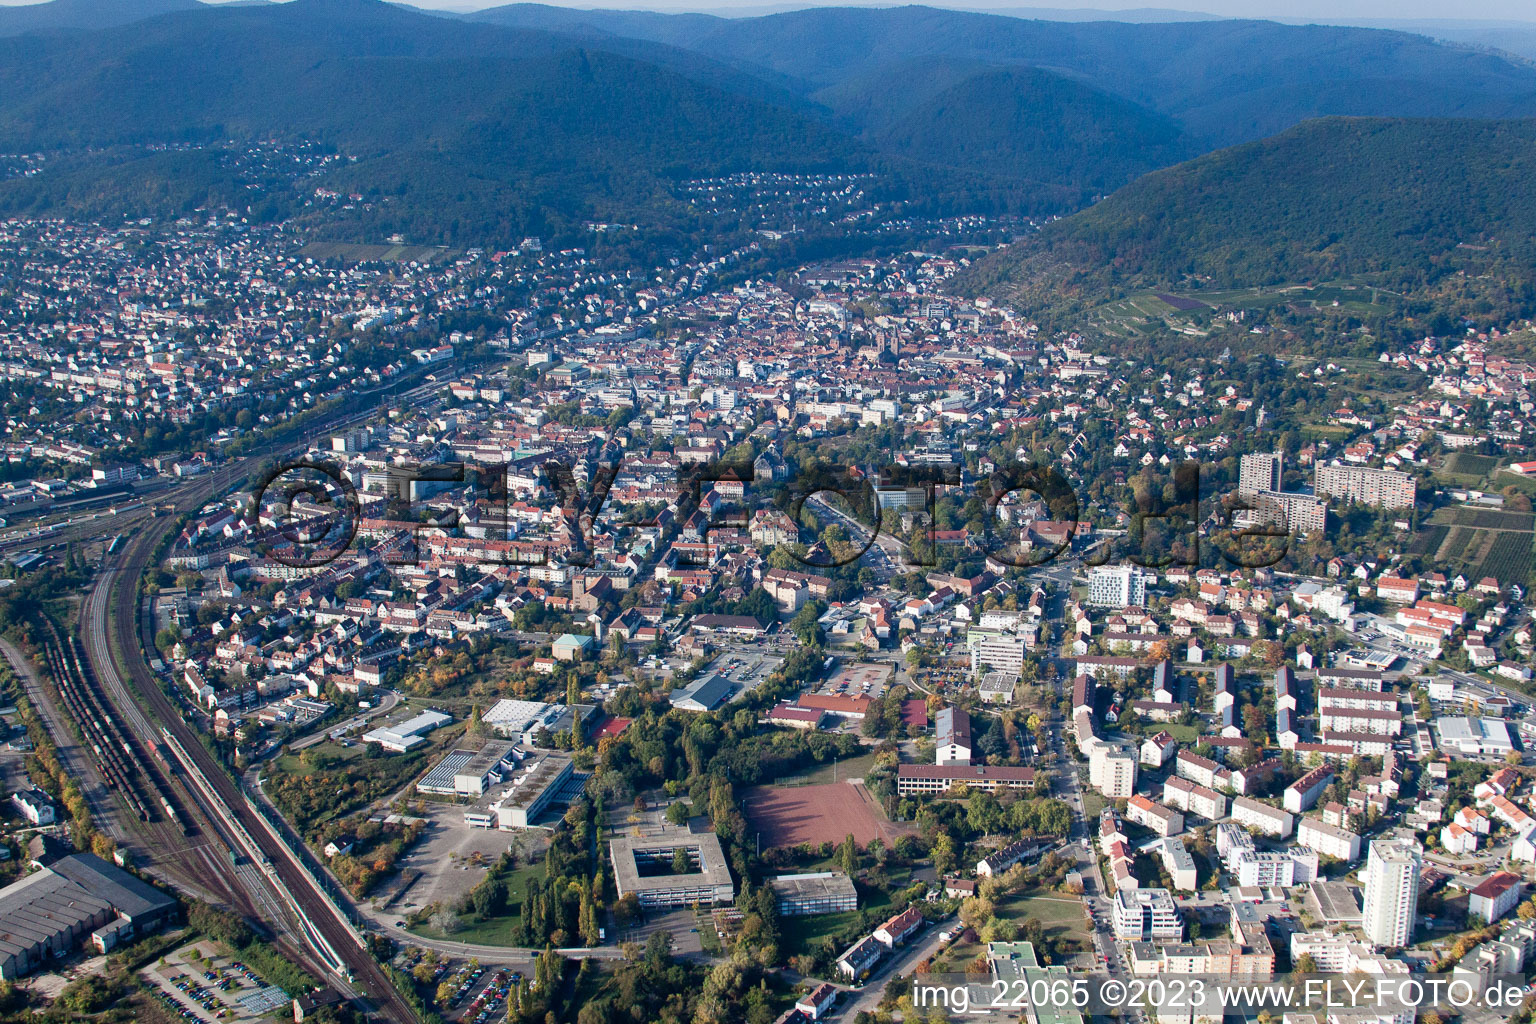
[986, 942, 1085, 1024]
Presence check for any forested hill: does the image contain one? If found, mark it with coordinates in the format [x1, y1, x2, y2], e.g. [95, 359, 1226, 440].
[955, 117, 1536, 305]
[4, 1, 1536, 248]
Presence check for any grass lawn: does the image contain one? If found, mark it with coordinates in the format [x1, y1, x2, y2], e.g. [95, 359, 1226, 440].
[696, 909, 723, 955]
[413, 911, 526, 947]
[1158, 723, 1201, 743]
[1494, 471, 1536, 496]
[997, 893, 1092, 950]
[780, 909, 862, 956]
[793, 751, 879, 787]
[408, 861, 546, 948]
[1081, 790, 1106, 820]
[780, 884, 895, 956]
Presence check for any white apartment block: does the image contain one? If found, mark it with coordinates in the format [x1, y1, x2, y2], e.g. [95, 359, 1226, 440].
[969, 634, 1029, 678]
[1314, 463, 1415, 510]
[1362, 839, 1422, 948]
[1296, 818, 1362, 863]
[1231, 849, 1317, 887]
[1164, 777, 1227, 820]
[1161, 837, 1198, 892]
[1089, 743, 1138, 798]
[1088, 565, 1148, 608]
[1231, 796, 1294, 838]
[1318, 707, 1401, 736]
[1127, 795, 1184, 837]
[1113, 888, 1184, 940]
[1238, 452, 1283, 496]
[1284, 766, 1334, 814]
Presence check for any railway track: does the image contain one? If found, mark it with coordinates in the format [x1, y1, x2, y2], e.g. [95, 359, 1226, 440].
[75, 404, 438, 1023]
[42, 618, 185, 829]
[59, 593, 263, 913]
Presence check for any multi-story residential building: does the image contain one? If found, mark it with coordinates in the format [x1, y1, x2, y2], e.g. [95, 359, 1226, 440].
[1314, 463, 1416, 510]
[1238, 452, 1283, 496]
[1284, 766, 1334, 814]
[1161, 838, 1198, 891]
[1113, 888, 1184, 940]
[1231, 796, 1294, 838]
[1362, 839, 1422, 948]
[1089, 743, 1138, 798]
[1163, 777, 1227, 820]
[1296, 818, 1362, 863]
[1088, 565, 1148, 608]
[1248, 490, 1328, 535]
[1318, 706, 1402, 736]
[1127, 795, 1184, 836]
[1468, 872, 1524, 925]
[1230, 849, 1317, 887]
[969, 633, 1029, 678]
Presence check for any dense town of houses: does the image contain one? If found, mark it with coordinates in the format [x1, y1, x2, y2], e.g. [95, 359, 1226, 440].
[3, 195, 1536, 1018]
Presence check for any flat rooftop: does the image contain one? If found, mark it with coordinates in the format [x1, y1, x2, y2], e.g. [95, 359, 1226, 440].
[610, 827, 733, 895]
[1309, 879, 1364, 923]
[769, 871, 857, 903]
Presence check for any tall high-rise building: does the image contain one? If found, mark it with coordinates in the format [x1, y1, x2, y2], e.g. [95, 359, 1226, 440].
[1362, 839, 1422, 948]
[1238, 452, 1283, 497]
[1088, 565, 1147, 608]
[1314, 464, 1416, 510]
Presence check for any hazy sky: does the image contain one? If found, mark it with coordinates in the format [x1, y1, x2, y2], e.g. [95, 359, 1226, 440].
[3, 0, 1534, 24]
[381, 0, 1536, 20]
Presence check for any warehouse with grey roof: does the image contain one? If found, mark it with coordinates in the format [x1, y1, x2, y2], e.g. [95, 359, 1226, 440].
[0, 853, 177, 979]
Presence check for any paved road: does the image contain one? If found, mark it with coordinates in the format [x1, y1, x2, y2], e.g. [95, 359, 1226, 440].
[0, 637, 128, 842]
[833, 921, 953, 1022]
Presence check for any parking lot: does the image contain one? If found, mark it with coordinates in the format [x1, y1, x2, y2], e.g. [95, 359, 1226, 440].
[703, 650, 784, 697]
[382, 803, 546, 915]
[816, 661, 893, 699]
[140, 940, 287, 1024]
[395, 949, 521, 1022]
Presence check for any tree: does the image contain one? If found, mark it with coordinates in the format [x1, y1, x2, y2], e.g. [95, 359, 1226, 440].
[665, 801, 691, 827]
[1294, 953, 1317, 974]
[837, 833, 858, 875]
[959, 896, 996, 931]
[1242, 703, 1267, 742]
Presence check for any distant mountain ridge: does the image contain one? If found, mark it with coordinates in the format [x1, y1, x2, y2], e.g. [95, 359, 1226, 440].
[3, 1, 1536, 249]
[0, 0, 203, 36]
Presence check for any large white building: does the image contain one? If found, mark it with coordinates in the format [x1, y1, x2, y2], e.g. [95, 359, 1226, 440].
[1296, 818, 1362, 863]
[1112, 888, 1183, 940]
[1232, 849, 1317, 887]
[1231, 796, 1294, 838]
[969, 633, 1029, 678]
[1362, 839, 1422, 948]
[1238, 452, 1283, 496]
[1436, 716, 1515, 757]
[1089, 743, 1138, 798]
[1088, 565, 1148, 608]
[1314, 463, 1415, 510]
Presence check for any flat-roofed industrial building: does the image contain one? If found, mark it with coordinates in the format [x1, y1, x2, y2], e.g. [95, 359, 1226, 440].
[0, 853, 178, 980]
[463, 751, 578, 829]
[769, 871, 858, 916]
